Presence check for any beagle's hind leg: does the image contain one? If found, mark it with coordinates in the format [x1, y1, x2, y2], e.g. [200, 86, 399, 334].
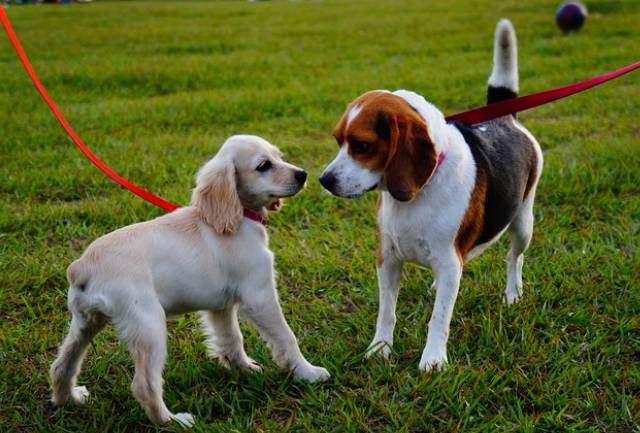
[505, 195, 535, 305]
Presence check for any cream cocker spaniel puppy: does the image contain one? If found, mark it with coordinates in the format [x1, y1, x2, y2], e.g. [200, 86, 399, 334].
[50, 135, 329, 428]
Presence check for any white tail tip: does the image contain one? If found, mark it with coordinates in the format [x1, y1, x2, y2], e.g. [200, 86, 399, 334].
[488, 19, 519, 93]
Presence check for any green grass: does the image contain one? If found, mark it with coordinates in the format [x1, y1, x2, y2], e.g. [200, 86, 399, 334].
[1, 0, 639, 431]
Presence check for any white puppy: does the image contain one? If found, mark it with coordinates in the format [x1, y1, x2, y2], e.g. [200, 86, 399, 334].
[50, 135, 329, 428]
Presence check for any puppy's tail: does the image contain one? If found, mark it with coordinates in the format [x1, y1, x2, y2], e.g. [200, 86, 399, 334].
[67, 259, 91, 293]
[67, 259, 110, 314]
[487, 19, 518, 104]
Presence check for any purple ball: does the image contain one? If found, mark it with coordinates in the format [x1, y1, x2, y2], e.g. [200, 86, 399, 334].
[556, 2, 588, 33]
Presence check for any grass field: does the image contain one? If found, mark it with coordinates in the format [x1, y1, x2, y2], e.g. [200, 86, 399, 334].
[1, 0, 639, 431]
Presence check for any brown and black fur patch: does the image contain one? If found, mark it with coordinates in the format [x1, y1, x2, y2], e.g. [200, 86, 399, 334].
[333, 92, 404, 173]
[453, 117, 538, 259]
[455, 171, 488, 262]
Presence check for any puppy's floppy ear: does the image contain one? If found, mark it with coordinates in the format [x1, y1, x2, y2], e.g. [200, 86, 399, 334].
[383, 111, 438, 202]
[191, 157, 243, 235]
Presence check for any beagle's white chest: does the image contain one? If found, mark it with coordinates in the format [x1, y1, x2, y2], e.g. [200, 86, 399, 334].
[378, 193, 440, 267]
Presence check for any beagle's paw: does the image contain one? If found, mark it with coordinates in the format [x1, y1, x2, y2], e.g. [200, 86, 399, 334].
[504, 289, 523, 306]
[418, 350, 448, 373]
[365, 340, 392, 360]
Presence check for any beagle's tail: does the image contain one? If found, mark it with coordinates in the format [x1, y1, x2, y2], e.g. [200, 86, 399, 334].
[487, 19, 518, 104]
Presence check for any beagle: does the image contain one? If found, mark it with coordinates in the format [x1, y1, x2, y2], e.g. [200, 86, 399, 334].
[50, 135, 329, 428]
[319, 20, 543, 372]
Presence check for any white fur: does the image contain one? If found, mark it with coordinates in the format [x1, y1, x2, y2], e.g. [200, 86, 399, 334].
[321, 145, 380, 198]
[50, 136, 328, 428]
[488, 19, 519, 92]
[393, 89, 449, 154]
[347, 104, 363, 127]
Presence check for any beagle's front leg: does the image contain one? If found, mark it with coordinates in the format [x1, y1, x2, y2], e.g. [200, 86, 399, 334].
[366, 254, 403, 359]
[419, 251, 462, 372]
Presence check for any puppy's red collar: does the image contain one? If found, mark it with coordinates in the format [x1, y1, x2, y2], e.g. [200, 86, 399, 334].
[436, 151, 446, 169]
[243, 208, 268, 226]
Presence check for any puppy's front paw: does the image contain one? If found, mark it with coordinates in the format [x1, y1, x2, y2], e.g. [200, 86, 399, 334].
[218, 354, 262, 374]
[418, 351, 448, 373]
[171, 412, 195, 428]
[70, 386, 90, 405]
[238, 357, 263, 374]
[365, 340, 391, 360]
[294, 363, 330, 383]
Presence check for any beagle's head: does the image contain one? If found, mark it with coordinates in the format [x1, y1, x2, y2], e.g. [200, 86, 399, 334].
[191, 135, 307, 234]
[319, 91, 439, 202]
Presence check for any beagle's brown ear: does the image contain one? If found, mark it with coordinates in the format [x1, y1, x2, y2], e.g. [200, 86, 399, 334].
[191, 157, 243, 235]
[384, 111, 438, 202]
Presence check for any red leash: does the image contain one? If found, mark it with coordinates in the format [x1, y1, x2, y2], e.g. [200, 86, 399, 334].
[446, 61, 640, 124]
[2, 8, 638, 212]
[0, 8, 178, 212]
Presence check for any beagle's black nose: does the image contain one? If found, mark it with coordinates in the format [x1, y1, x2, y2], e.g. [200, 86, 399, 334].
[319, 172, 336, 192]
[295, 170, 308, 184]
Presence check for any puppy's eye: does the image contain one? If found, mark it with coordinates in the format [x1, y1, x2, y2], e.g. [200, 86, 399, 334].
[350, 140, 369, 155]
[256, 160, 272, 172]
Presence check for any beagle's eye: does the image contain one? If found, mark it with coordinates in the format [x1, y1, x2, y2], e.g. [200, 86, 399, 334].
[350, 140, 369, 155]
[256, 160, 272, 172]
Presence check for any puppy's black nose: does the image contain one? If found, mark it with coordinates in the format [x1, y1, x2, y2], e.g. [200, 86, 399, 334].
[319, 172, 336, 192]
[295, 170, 307, 185]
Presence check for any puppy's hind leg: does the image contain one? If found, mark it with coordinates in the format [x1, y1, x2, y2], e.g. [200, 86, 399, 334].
[200, 304, 261, 373]
[505, 195, 534, 305]
[50, 309, 106, 406]
[114, 300, 194, 428]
